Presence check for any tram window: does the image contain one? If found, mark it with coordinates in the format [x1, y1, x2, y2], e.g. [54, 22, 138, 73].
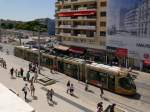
[99, 72, 107, 87]
[119, 77, 132, 90]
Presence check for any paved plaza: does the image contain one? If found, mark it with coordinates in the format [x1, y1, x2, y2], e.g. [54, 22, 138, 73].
[0, 50, 150, 112]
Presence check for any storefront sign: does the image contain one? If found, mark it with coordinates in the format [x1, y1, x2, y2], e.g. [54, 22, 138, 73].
[115, 48, 128, 57]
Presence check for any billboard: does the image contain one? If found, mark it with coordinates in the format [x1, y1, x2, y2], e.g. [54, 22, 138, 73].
[107, 0, 150, 60]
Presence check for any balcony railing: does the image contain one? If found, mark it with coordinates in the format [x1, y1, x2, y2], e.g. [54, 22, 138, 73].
[75, 25, 96, 30]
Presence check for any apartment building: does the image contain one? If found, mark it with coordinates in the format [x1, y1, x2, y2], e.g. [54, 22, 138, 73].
[55, 0, 107, 62]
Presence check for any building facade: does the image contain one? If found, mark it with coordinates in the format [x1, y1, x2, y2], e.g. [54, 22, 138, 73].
[55, 0, 150, 72]
[55, 0, 107, 62]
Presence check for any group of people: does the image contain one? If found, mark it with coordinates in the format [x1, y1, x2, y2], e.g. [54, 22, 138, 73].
[10, 67, 24, 78]
[66, 81, 75, 96]
[97, 102, 116, 112]
[22, 82, 35, 100]
[29, 62, 38, 73]
[0, 58, 7, 69]
[9, 63, 39, 101]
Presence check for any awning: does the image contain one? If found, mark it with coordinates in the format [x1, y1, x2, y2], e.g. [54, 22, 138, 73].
[144, 60, 150, 65]
[115, 48, 128, 57]
[69, 47, 85, 54]
[54, 45, 69, 51]
[58, 10, 96, 17]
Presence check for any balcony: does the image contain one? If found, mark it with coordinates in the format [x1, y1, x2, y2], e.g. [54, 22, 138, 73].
[75, 25, 96, 30]
[60, 33, 71, 36]
[59, 25, 72, 29]
[56, 0, 96, 6]
[60, 9, 71, 12]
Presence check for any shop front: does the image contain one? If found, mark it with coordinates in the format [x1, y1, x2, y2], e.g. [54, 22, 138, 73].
[68, 47, 86, 58]
[86, 49, 106, 64]
[106, 46, 134, 68]
[54, 45, 70, 55]
[143, 60, 150, 73]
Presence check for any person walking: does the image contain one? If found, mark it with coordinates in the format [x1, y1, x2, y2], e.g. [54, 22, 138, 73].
[70, 84, 74, 96]
[47, 89, 54, 103]
[26, 71, 30, 82]
[30, 76, 34, 84]
[10, 67, 14, 78]
[97, 102, 103, 112]
[100, 81, 104, 98]
[110, 103, 116, 112]
[34, 71, 38, 83]
[50, 65, 53, 74]
[30, 83, 35, 97]
[22, 83, 30, 101]
[66, 81, 70, 93]
[20, 68, 24, 77]
[3, 61, 7, 69]
[85, 80, 88, 91]
[6, 49, 9, 55]
[29, 62, 32, 71]
[15, 69, 18, 77]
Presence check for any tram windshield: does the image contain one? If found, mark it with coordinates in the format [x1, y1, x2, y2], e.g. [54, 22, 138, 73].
[119, 76, 136, 90]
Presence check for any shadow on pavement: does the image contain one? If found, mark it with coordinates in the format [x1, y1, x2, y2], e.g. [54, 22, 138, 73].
[126, 93, 141, 100]
[11, 77, 16, 79]
[87, 89, 95, 94]
[33, 96, 38, 100]
[41, 87, 93, 112]
[103, 97, 110, 102]
[71, 94, 79, 99]
[25, 98, 32, 103]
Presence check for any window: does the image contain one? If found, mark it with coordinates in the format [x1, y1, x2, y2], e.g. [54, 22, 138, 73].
[100, 31, 106, 36]
[100, 22, 106, 27]
[100, 12, 106, 17]
[119, 77, 134, 90]
[100, 1, 107, 7]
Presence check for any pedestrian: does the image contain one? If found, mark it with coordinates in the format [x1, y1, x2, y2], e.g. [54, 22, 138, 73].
[85, 80, 88, 91]
[26, 71, 30, 82]
[15, 69, 18, 77]
[50, 65, 53, 74]
[6, 49, 9, 55]
[29, 62, 32, 71]
[47, 89, 54, 103]
[34, 70, 38, 83]
[10, 67, 14, 78]
[20, 68, 24, 77]
[53, 64, 57, 74]
[66, 81, 70, 93]
[30, 76, 34, 84]
[70, 84, 74, 96]
[30, 83, 35, 97]
[4, 61, 7, 69]
[22, 83, 30, 101]
[110, 103, 116, 112]
[97, 102, 103, 112]
[100, 81, 104, 98]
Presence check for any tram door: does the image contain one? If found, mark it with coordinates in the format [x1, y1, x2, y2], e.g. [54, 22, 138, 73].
[58, 61, 64, 73]
[108, 74, 115, 91]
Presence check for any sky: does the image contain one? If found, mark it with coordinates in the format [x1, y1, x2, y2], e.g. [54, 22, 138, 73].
[0, 0, 56, 21]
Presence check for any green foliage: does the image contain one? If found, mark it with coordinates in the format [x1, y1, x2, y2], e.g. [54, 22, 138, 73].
[1, 20, 48, 32]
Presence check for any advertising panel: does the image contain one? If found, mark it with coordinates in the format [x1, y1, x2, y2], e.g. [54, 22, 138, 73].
[107, 0, 150, 60]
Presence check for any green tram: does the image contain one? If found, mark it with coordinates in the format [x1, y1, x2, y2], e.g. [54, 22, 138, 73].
[14, 46, 85, 81]
[14, 46, 136, 95]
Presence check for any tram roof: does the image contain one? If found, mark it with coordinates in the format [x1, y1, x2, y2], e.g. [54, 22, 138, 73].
[87, 62, 129, 75]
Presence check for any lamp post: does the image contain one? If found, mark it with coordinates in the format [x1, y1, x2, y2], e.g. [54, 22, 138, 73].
[38, 30, 41, 74]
